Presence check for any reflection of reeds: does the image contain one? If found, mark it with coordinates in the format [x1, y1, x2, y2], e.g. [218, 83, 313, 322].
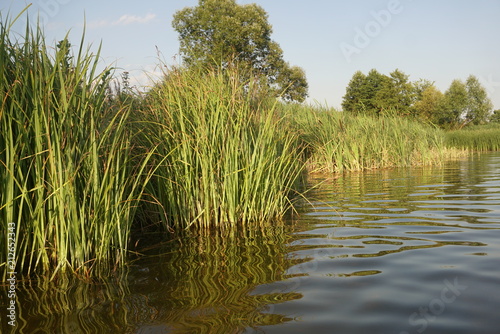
[6, 222, 301, 333]
[138, 222, 300, 333]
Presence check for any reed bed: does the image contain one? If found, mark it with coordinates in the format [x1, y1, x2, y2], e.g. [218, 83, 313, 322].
[0, 16, 153, 278]
[0, 12, 474, 280]
[445, 125, 500, 151]
[140, 66, 304, 229]
[280, 104, 459, 173]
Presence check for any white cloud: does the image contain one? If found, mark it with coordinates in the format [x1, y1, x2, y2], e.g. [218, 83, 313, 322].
[88, 13, 156, 29]
[113, 13, 156, 26]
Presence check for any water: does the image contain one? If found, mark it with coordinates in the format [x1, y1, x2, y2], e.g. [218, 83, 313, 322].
[2, 153, 500, 334]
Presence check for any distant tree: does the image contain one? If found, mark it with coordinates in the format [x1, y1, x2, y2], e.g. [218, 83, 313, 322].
[361, 69, 387, 114]
[412, 79, 435, 100]
[342, 69, 414, 115]
[412, 85, 444, 123]
[375, 69, 414, 115]
[172, 0, 308, 102]
[490, 109, 500, 123]
[275, 64, 309, 102]
[439, 79, 468, 128]
[342, 71, 367, 113]
[464, 75, 493, 125]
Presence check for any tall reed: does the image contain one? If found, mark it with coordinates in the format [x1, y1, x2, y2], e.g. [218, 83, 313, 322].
[0, 16, 152, 278]
[445, 125, 500, 151]
[280, 104, 457, 173]
[140, 65, 304, 229]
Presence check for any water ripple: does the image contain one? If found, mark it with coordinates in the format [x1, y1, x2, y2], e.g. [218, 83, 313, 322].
[267, 153, 500, 334]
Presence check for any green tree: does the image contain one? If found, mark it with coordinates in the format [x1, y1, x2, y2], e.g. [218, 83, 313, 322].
[172, 0, 308, 102]
[375, 69, 414, 115]
[342, 69, 414, 115]
[275, 63, 309, 102]
[360, 69, 387, 115]
[342, 71, 366, 113]
[412, 85, 444, 123]
[464, 75, 493, 125]
[490, 109, 500, 123]
[440, 79, 468, 128]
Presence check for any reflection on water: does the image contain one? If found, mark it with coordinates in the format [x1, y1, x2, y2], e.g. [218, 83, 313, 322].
[1, 153, 499, 334]
[1, 224, 304, 333]
[260, 153, 500, 334]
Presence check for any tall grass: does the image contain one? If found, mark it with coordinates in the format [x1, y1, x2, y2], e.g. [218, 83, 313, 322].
[0, 16, 153, 278]
[280, 104, 462, 173]
[445, 124, 500, 151]
[0, 11, 475, 280]
[140, 66, 304, 229]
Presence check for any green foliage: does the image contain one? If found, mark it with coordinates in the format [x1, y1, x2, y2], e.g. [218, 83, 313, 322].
[438, 76, 493, 128]
[342, 69, 414, 115]
[413, 85, 445, 124]
[342, 70, 494, 130]
[0, 16, 154, 278]
[490, 109, 500, 123]
[341, 70, 366, 113]
[280, 105, 458, 173]
[172, 0, 308, 102]
[445, 124, 500, 151]
[140, 64, 304, 229]
[376, 69, 414, 115]
[464, 75, 493, 125]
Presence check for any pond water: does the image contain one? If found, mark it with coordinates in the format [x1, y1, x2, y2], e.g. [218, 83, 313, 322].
[2, 153, 500, 334]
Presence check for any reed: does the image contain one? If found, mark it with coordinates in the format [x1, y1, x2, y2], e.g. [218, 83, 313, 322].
[0, 15, 153, 278]
[139, 65, 304, 229]
[445, 124, 500, 151]
[280, 104, 458, 173]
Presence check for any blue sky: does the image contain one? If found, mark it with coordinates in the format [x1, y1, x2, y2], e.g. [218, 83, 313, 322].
[2, 0, 500, 109]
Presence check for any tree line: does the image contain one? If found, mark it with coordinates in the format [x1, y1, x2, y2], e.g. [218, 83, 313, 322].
[342, 69, 496, 128]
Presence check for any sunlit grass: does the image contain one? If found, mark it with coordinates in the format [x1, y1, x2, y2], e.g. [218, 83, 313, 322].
[0, 11, 475, 280]
[279, 104, 464, 173]
[0, 14, 154, 279]
[139, 65, 305, 229]
[445, 124, 500, 151]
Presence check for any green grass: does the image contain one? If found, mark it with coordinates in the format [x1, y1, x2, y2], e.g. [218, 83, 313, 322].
[445, 124, 500, 151]
[0, 15, 154, 278]
[0, 12, 474, 280]
[139, 65, 305, 229]
[280, 104, 463, 173]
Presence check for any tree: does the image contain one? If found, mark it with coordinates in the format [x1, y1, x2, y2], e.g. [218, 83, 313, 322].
[440, 79, 468, 128]
[275, 64, 309, 102]
[375, 69, 413, 115]
[490, 109, 500, 123]
[172, 0, 308, 102]
[342, 69, 416, 115]
[361, 69, 387, 114]
[464, 75, 493, 125]
[412, 85, 444, 123]
[342, 71, 366, 113]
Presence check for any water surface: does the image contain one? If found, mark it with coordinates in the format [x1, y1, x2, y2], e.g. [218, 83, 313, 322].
[2, 153, 499, 334]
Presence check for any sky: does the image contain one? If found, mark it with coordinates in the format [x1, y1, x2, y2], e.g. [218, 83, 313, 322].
[2, 0, 500, 109]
